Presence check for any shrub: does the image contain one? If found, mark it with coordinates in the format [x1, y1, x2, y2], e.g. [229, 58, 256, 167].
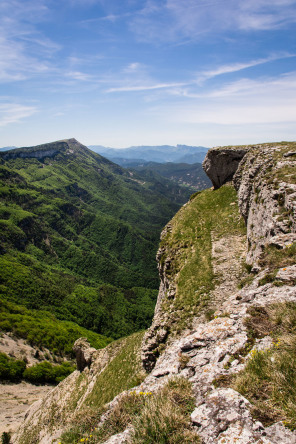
[0, 352, 26, 382]
[23, 361, 75, 384]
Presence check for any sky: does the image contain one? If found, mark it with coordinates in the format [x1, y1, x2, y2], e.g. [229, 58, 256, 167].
[1, 0, 296, 148]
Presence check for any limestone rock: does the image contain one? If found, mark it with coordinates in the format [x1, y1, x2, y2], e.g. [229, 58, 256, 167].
[204, 143, 296, 265]
[102, 427, 132, 443]
[264, 422, 296, 444]
[73, 337, 96, 371]
[191, 388, 265, 443]
[202, 147, 248, 189]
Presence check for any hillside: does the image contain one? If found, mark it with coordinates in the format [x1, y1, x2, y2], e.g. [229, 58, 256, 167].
[0, 138, 192, 350]
[11, 141, 296, 444]
[129, 161, 212, 191]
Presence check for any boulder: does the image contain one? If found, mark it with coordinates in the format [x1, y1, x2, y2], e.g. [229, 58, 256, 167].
[73, 337, 96, 371]
[202, 148, 248, 189]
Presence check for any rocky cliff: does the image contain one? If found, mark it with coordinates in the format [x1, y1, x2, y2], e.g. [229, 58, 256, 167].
[13, 142, 296, 444]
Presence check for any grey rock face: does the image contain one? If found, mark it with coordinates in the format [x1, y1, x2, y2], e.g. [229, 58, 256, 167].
[204, 143, 296, 266]
[233, 146, 296, 265]
[191, 388, 265, 444]
[73, 337, 97, 371]
[141, 224, 174, 372]
[202, 148, 248, 189]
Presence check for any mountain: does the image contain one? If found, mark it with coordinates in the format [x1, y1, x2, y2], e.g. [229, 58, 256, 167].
[89, 144, 209, 164]
[0, 138, 192, 350]
[13, 142, 296, 444]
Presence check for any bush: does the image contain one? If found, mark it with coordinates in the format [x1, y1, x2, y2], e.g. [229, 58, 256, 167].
[23, 361, 75, 384]
[0, 352, 26, 382]
[1, 432, 11, 444]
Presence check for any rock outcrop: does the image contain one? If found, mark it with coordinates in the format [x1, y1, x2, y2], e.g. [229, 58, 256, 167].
[73, 337, 96, 371]
[204, 143, 296, 266]
[202, 147, 248, 189]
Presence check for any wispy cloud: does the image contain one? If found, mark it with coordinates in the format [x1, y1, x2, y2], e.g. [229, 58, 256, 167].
[106, 82, 186, 93]
[0, 0, 58, 82]
[197, 53, 296, 83]
[0, 102, 38, 127]
[129, 0, 296, 43]
[65, 71, 94, 81]
[159, 71, 296, 126]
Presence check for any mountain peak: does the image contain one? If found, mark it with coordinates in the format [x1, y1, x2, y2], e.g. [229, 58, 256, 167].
[0, 138, 90, 161]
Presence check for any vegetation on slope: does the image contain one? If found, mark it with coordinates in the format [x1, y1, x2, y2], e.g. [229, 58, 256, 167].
[0, 139, 187, 347]
[159, 184, 246, 333]
[0, 352, 75, 384]
[232, 301, 296, 430]
[62, 376, 198, 444]
[130, 161, 212, 191]
[57, 331, 145, 443]
[0, 299, 111, 355]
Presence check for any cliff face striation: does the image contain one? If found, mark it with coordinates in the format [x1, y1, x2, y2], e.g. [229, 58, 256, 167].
[204, 143, 296, 265]
[13, 142, 296, 444]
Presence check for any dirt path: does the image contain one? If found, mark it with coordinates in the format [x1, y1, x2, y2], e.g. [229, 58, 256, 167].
[0, 382, 53, 435]
[210, 233, 247, 309]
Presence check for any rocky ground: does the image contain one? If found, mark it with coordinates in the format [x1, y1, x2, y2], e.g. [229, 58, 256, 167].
[0, 333, 58, 365]
[0, 382, 52, 435]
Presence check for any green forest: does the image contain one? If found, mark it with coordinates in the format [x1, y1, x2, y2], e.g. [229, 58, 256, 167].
[0, 139, 189, 358]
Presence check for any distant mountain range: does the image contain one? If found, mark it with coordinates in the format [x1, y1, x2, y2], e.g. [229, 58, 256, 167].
[0, 146, 16, 151]
[89, 144, 209, 164]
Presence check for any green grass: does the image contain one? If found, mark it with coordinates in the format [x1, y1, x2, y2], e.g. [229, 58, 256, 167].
[60, 331, 145, 443]
[232, 302, 296, 429]
[258, 243, 296, 271]
[159, 184, 246, 332]
[62, 377, 198, 444]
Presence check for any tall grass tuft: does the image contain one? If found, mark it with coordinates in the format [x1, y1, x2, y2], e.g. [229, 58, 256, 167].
[233, 302, 296, 429]
[131, 378, 198, 444]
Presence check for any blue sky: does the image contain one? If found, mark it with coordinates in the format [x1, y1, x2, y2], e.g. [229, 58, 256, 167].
[1, 0, 296, 148]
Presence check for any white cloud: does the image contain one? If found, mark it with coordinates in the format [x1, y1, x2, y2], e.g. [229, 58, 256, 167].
[196, 53, 296, 83]
[106, 82, 185, 92]
[65, 71, 94, 81]
[0, 103, 38, 127]
[161, 71, 296, 126]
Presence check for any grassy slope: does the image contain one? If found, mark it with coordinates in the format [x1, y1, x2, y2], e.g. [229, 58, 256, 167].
[233, 302, 296, 429]
[61, 334, 198, 444]
[159, 185, 246, 332]
[22, 331, 146, 444]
